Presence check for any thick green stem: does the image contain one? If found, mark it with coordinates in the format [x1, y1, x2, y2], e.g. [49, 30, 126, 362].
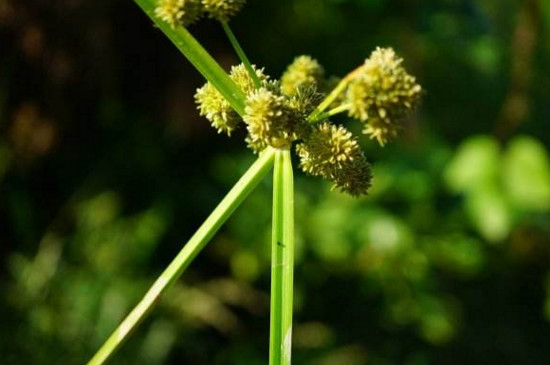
[221, 21, 262, 89]
[269, 149, 295, 365]
[87, 149, 276, 365]
[133, 0, 246, 116]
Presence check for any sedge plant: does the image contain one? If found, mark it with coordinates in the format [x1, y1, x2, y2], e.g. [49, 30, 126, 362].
[87, 0, 422, 364]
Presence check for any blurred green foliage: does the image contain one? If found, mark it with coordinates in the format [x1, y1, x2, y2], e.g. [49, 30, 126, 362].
[1, 0, 550, 364]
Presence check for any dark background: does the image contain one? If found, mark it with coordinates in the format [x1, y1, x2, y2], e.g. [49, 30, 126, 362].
[1, 0, 550, 364]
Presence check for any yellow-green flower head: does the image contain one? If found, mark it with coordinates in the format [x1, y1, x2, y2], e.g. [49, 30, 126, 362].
[286, 84, 325, 118]
[281, 55, 325, 96]
[202, 0, 246, 22]
[155, 0, 202, 28]
[296, 122, 372, 196]
[244, 88, 298, 149]
[195, 82, 240, 135]
[245, 134, 268, 154]
[346, 47, 422, 145]
[229, 63, 268, 94]
[195, 64, 268, 136]
[332, 157, 373, 196]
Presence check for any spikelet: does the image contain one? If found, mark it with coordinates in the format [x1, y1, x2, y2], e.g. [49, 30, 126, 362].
[195, 64, 269, 136]
[281, 56, 325, 96]
[201, 0, 246, 22]
[195, 82, 241, 135]
[229, 64, 268, 94]
[296, 122, 372, 196]
[155, 0, 202, 28]
[286, 84, 325, 118]
[243, 88, 297, 149]
[346, 47, 422, 146]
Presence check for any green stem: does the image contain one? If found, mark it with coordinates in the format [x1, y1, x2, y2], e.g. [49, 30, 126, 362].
[221, 21, 262, 89]
[269, 149, 295, 365]
[310, 103, 351, 123]
[307, 66, 364, 123]
[133, 0, 246, 116]
[87, 149, 276, 365]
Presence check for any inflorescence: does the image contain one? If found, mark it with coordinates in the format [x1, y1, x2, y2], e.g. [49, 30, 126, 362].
[155, 0, 422, 196]
[155, 0, 246, 26]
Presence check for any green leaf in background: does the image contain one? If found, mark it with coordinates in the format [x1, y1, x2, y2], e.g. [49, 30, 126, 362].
[467, 36, 502, 76]
[466, 184, 512, 243]
[444, 135, 501, 194]
[424, 235, 485, 277]
[502, 136, 550, 212]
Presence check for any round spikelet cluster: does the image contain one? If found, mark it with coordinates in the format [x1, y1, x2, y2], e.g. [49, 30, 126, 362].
[202, 0, 246, 22]
[195, 64, 267, 136]
[286, 85, 325, 119]
[196, 63, 324, 153]
[155, 0, 203, 28]
[155, 0, 246, 28]
[346, 47, 422, 145]
[243, 88, 297, 149]
[194, 49, 422, 197]
[281, 56, 325, 96]
[296, 122, 372, 196]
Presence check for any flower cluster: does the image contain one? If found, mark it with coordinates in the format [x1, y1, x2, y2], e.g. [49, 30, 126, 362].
[155, 0, 246, 27]
[195, 48, 422, 196]
[346, 47, 422, 145]
[195, 64, 267, 136]
[296, 123, 372, 196]
[281, 56, 325, 96]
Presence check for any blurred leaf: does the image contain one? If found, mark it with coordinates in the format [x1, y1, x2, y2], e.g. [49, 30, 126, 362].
[417, 296, 456, 345]
[230, 250, 260, 281]
[424, 235, 485, 277]
[466, 184, 512, 242]
[467, 36, 501, 76]
[444, 135, 501, 194]
[502, 136, 550, 212]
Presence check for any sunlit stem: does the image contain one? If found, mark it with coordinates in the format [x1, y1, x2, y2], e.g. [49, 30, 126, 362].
[221, 21, 262, 89]
[269, 149, 295, 365]
[87, 148, 276, 365]
[310, 103, 351, 123]
[307, 66, 364, 123]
